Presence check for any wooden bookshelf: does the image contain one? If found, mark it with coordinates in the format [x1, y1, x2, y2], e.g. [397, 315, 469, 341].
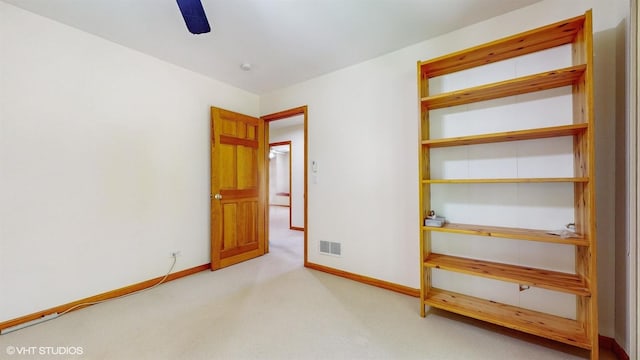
[417, 10, 597, 358]
[423, 222, 588, 246]
[424, 288, 591, 349]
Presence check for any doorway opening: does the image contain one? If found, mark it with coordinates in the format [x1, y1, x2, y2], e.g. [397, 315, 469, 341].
[269, 141, 292, 224]
[262, 106, 308, 265]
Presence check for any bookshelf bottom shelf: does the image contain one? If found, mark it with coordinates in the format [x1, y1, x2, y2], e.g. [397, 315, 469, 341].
[423, 288, 590, 349]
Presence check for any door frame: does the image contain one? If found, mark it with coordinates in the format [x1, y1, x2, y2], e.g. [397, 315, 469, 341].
[269, 141, 294, 229]
[261, 106, 308, 265]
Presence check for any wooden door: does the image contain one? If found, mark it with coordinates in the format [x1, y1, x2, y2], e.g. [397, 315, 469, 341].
[210, 107, 266, 270]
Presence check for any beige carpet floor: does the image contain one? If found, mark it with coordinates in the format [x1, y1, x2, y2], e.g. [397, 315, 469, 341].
[0, 206, 607, 359]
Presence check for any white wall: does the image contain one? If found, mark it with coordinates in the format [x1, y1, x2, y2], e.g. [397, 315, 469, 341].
[260, 0, 630, 338]
[0, 2, 258, 322]
[591, 0, 631, 346]
[593, 0, 633, 352]
[269, 121, 304, 229]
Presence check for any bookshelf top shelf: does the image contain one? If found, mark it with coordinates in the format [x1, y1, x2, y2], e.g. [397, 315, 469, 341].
[421, 65, 585, 110]
[419, 13, 586, 78]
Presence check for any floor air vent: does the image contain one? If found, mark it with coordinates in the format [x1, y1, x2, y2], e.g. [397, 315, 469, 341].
[319, 240, 341, 256]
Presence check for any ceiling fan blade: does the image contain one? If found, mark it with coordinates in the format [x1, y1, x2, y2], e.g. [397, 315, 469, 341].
[176, 0, 211, 34]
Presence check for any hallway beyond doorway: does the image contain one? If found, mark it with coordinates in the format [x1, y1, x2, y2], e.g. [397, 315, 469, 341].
[269, 205, 303, 261]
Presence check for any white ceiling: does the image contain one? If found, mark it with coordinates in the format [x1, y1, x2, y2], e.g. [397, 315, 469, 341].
[3, 0, 542, 95]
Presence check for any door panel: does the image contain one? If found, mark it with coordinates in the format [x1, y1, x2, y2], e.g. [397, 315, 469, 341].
[211, 107, 265, 270]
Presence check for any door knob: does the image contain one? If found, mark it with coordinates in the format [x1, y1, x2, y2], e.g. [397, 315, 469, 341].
[213, 193, 223, 200]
